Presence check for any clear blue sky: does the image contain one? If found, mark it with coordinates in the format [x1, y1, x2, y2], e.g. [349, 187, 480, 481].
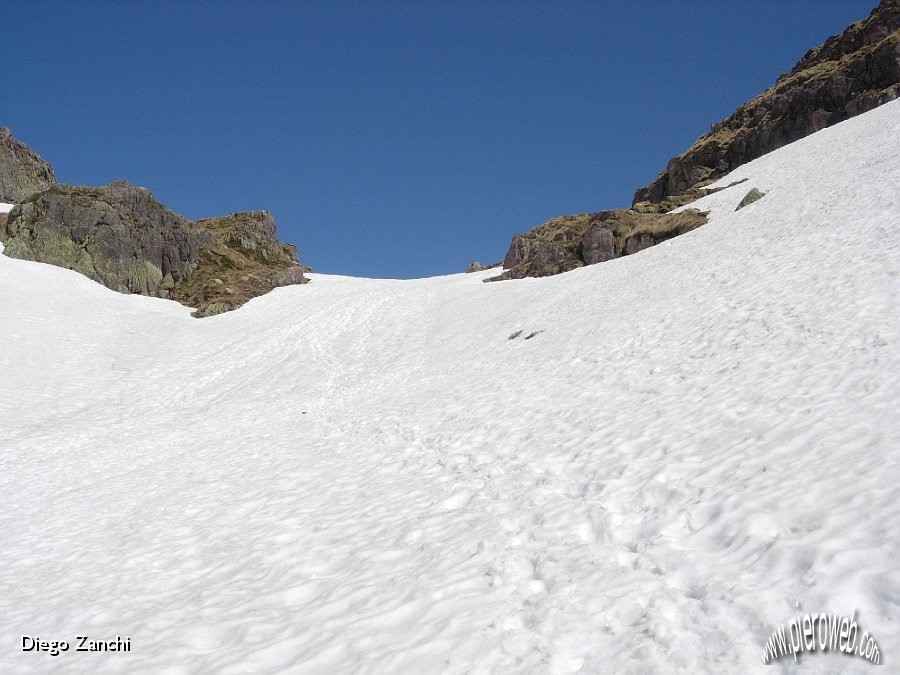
[3, 1, 875, 278]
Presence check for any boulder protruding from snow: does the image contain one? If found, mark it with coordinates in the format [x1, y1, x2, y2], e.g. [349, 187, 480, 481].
[735, 188, 766, 211]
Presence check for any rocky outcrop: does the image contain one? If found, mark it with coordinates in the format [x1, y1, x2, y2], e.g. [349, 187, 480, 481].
[1, 182, 309, 316]
[0, 127, 56, 204]
[735, 188, 766, 211]
[465, 261, 500, 273]
[485, 2, 897, 283]
[2, 181, 211, 296]
[486, 208, 707, 282]
[634, 0, 900, 206]
[173, 210, 309, 317]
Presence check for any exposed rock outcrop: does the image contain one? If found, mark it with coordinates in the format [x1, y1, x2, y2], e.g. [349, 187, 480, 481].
[486, 209, 707, 282]
[0, 127, 56, 204]
[2, 181, 211, 297]
[1, 182, 309, 316]
[173, 210, 309, 317]
[465, 261, 500, 273]
[484, 2, 897, 282]
[634, 0, 900, 206]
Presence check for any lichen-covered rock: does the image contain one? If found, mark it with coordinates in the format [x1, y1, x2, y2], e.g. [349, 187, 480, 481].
[173, 210, 309, 316]
[634, 0, 900, 206]
[210, 210, 296, 264]
[1, 180, 210, 297]
[486, 209, 707, 282]
[0, 127, 56, 204]
[0, 183, 310, 316]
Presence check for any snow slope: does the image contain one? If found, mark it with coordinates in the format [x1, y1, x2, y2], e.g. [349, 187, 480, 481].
[1, 100, 898, 674]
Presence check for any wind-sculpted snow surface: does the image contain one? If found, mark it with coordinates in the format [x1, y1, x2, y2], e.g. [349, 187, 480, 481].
[1, 101, 899, 674]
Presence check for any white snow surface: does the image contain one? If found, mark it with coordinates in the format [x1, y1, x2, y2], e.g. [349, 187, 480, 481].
[1, 100, 899, 674]
[0, 202, 14, 214]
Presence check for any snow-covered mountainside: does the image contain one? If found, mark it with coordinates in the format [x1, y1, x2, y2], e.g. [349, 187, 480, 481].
[2, 100, 898, 674]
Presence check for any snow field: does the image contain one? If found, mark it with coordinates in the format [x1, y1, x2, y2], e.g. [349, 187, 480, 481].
[1, 100, 899, 673]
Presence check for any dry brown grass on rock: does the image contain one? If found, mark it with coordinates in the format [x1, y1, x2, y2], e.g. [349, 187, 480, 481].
[486, 207, 708, 282]
[173, 211, 309, 317]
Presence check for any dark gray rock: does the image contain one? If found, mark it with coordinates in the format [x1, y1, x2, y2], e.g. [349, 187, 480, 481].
[534, 241, 564, 268]
[0, 127, 56, 204]
[483, 270, 513, 283]
[2, 180, 210, 297]
[594, 210, 620, 222]
[581, 224, 616, 264]
[735, 188, 766, 211]
[624, 234, 657, 256]
[502, 234, 533, 269]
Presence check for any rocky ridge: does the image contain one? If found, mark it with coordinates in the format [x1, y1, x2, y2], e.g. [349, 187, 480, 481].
[486, 209, 708, 282]
[0, 133, 309, 317]
[633, 0, 900, 205]
[490, 0, 898, 281]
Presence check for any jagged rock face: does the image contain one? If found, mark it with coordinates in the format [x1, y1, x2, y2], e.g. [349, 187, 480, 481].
[0, 183, 309, 316]
[0, 127, 56, 204]
[173, 210, 309, 317]
[486, 209, 707, 282]
[211, 210, 299, 264]
[1, 180, 211, 297]
[634, 0, 900, 205]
